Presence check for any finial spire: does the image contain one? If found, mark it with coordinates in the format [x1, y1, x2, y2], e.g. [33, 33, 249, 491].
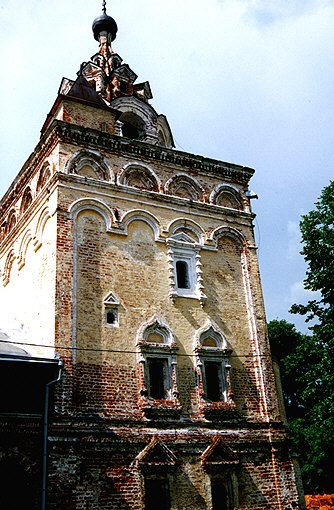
[102, 0, 107, 14]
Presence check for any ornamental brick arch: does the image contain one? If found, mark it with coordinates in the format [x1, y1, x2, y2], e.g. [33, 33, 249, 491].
[167, 217, 205, 245]
[69, 198, 117, 232]
[17, 230, 33, 270]
[118, 162, 160, 192]
[210, 184, 245, 211]
[210, 226, 246, 252]
[136, 315, 176, 346]
[165, 173, 205, 202]
[120, 209, 162, 241]
[5, 208, 17, 236]
[65, 149, 112, 182]
[36, 161, 52, 194]
[20, 187, 33, 215]
[2, 249, 16, 287]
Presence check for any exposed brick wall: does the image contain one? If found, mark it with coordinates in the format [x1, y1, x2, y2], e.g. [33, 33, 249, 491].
[306, 495, 334, 509]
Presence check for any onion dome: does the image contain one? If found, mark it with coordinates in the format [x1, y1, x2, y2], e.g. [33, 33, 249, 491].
[92, 12, 118, 42]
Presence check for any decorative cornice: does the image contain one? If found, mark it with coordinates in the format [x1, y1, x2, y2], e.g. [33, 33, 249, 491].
[51, 120, 254, 183]
[0, 118, 255, 223]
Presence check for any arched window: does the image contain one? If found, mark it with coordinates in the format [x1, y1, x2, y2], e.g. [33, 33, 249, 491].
[194, 325, 235, 417]
[137, 317, 181, 418]
[167, 230, 206, 304]
[119, 112, 146, 141]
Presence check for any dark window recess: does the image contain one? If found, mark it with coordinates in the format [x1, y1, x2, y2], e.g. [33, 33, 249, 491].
[176, 260, 190, 289]
[205, 361, 222, 401]
[122, 121, 140, 140]
[148, 359, 166, 399]
[0, 459, 36, 510]
[120, 81, 128, 93]
[106, 308, 117, 325]
[212, 478, 235, 510]
[211, 479, 228, 510]
[145, 477, 171, 510]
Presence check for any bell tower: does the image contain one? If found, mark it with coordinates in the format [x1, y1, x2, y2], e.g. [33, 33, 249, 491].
[0, 3, 306, 509]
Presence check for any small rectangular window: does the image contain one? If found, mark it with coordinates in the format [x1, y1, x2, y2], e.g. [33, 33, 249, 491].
[120, 81, 128, 93]
[176, 260, 190, 289]
[145, 477, 171, 510]
[148, 358, 167, 399]
[205, 361, 222, 401]
[105, 306, 118, 326]
[211, 477, 234, 510]
[211, 478, 228, 510]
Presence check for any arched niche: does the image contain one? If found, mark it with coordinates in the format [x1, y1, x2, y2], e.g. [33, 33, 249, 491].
[211, 185, 244, 211]
[65, 150, 111, 182]
[165, 174, 205, 202]
[167, 218, 205, 245]
[118, 163, 160, 192]
[120, 210, 161, 241]
[6, 210, 16, 235]
[211, 227, 245, 253]
[20, 188, 33, 215]
[36, 162, 52, 194]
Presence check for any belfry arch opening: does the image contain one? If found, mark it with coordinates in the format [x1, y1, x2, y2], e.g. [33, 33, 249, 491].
[119, 112, 146, 140]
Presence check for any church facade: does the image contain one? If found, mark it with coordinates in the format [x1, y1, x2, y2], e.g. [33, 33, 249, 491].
[0, 6, 305, 509]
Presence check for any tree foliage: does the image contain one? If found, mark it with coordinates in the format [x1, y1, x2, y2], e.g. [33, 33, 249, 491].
[268, 319, 334, 493]
[268, 181, 334, 493]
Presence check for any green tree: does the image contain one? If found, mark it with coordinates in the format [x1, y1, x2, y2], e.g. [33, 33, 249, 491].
[269, 180, 334, 493]
[290, 180, 334, 492]
[267, 319, 331, 493]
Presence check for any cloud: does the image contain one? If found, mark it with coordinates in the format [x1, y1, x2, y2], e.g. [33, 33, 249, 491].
[285, 280, 321, 307]
[287, 220, 301, 261]
[239, 0, 332, 26]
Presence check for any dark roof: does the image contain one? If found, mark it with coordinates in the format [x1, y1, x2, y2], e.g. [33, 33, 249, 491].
[67, 75, 107, 107]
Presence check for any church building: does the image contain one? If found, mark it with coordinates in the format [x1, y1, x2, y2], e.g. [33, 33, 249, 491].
[0, 4, 305, 509]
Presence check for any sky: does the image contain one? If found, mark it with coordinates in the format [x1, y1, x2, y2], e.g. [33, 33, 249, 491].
[1, 0, 334, 333]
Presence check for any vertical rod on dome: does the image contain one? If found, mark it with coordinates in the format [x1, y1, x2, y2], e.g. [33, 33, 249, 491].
[102, 0, 107, 14]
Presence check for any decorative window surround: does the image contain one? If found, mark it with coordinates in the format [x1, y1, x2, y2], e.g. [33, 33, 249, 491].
[201, 439, 239, 509]
[136, 438, 176, 510]
[137, 317, 181, 419]
[194, 324, 236, 419]
[167, 232, 206, 305]
[103, 292, 120, 327]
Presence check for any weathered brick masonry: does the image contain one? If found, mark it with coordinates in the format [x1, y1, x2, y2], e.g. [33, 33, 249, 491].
[0, 5, 306, 509]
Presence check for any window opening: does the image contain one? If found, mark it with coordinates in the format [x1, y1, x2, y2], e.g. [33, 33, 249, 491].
[205, 361, 222, 401]
[211, 477, 234, 510]
[176, 260, 190, 289]
[122, 121, 140, 140]
[145, 477, 171, 510]
[106, 308, 118, 325]
[148, 358, 166, 399]
[104, 292, 120, 327]
[211, 479, 228, 510]
[120, 80, 128, 93]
